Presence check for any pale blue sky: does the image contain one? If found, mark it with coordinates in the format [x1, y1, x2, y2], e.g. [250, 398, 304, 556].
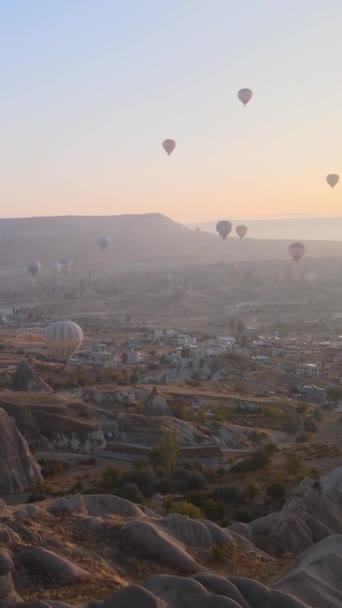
[1, 0, 342, 221]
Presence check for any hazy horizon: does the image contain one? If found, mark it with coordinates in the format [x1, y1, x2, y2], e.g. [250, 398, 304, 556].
[1, 1, 342, 223]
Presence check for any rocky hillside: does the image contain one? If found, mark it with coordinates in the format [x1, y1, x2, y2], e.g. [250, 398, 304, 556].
[0, 466, 342, 607]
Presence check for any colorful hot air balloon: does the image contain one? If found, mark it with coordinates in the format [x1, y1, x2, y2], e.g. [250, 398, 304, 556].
[236, 225, 248, 239]
[216, 220, 232, 240]
[45, 320, 83, 363]
[98, 235, 111, 251]
[238, 88, 253, 106]
[288, 242, 305, 262]
[27, 261, 41, 279]
[326, 174, 339, 188]
[162, 139, 176, 155]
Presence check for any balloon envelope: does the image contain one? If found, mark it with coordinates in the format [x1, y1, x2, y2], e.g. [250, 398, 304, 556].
[236, 225, 248, 239]
[162, 139, 176, 155]
[98, 235, 111, 251]
[238, 88, 253, 106]
[27, 261, 41, 278]
[45, 320, 83, 363]
[216, 220, 232, 240]
[288, 242, 305, 262]
[326, 174, 339, 188]
[50, 262, 61, 273]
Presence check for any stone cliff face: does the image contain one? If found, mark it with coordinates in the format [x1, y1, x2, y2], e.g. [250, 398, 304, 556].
[0, 395, 105, 455]
[0, 407, 43, 493]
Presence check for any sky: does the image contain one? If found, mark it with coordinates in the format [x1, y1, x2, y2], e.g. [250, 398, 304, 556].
[1, 0, 342, 223]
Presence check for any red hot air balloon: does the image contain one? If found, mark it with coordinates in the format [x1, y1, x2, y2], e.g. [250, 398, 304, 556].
[236, 225, 248, 239]
[326, 174, 339, 188]
[238, 88, 253, 106]
[216, 220, 232, 240]
[162, 139, 176, 155]
[288, 242, 305, 263]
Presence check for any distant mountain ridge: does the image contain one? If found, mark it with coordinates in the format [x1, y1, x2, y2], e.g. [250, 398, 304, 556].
[187, 217, 342, 241]
[1, 213, 342, 274]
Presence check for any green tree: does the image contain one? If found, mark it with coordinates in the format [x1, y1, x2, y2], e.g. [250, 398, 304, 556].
[327, 386, 342, 402]
[150, 431, 178, 475]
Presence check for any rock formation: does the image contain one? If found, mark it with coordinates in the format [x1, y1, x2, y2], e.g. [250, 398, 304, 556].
[143, 388, 171, 417]
[11, 361, 52, 393]
[0, 407, 43, 494]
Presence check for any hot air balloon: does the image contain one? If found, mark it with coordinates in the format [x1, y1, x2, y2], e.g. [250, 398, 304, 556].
[45, 320, 83, 363]
[162, 139, 176, 155]
[98, 235, 111, 251]
[236, 225, 248, 239]
[50, 262, 61, 273]
[238, 88, 253, 106]
[326, 174, 339, 188]
[59, 258, 72, 273]
[27, 261, 41, 279]
[216, 220, 232, 240]
[288, 242, 305, 263]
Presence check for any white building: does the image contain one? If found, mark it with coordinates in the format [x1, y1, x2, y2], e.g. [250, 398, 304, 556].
[153, 329, 164, 342]
[127, 349, 145, 365]
[296, 362, 328, 379]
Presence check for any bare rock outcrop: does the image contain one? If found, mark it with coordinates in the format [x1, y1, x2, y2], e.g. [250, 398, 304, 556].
[14, 545, 89, 584]
[122, 520, 203, 573]
[0, 408, 43, 494]
[11, 362, 52, 393]
[274, 535, 342, 608]
[143, 389, 171, 417]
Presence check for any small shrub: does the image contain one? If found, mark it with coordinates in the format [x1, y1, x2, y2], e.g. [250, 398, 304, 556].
[266, 481, 286, 502]
[100, 465, 121, 488]
[246, 481, 258, 501]
[214, 485, 241, 505]
[120, 467, 156, 497]
[39, 459, 67, 478]
[172, 468, 206, 492]
[285, 454, 302, 475]
[27, 491, 46, 503]
[171, 500, 204, 519]
[203, 498, 228, 522]
[120, 483, 144, 504]
[235, 509, 254, 523]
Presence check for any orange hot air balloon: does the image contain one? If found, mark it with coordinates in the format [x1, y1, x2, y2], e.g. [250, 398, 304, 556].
[216, 220, 232, 240]
[326, 174, 339, 188]
[288, 242, 305, 262]
[238, 88, 253, 106]
[236, 225, 248, 239]
[162, 139, 176, 155]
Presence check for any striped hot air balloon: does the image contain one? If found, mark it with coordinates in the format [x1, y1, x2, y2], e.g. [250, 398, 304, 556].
[45, 320, 83, 363]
